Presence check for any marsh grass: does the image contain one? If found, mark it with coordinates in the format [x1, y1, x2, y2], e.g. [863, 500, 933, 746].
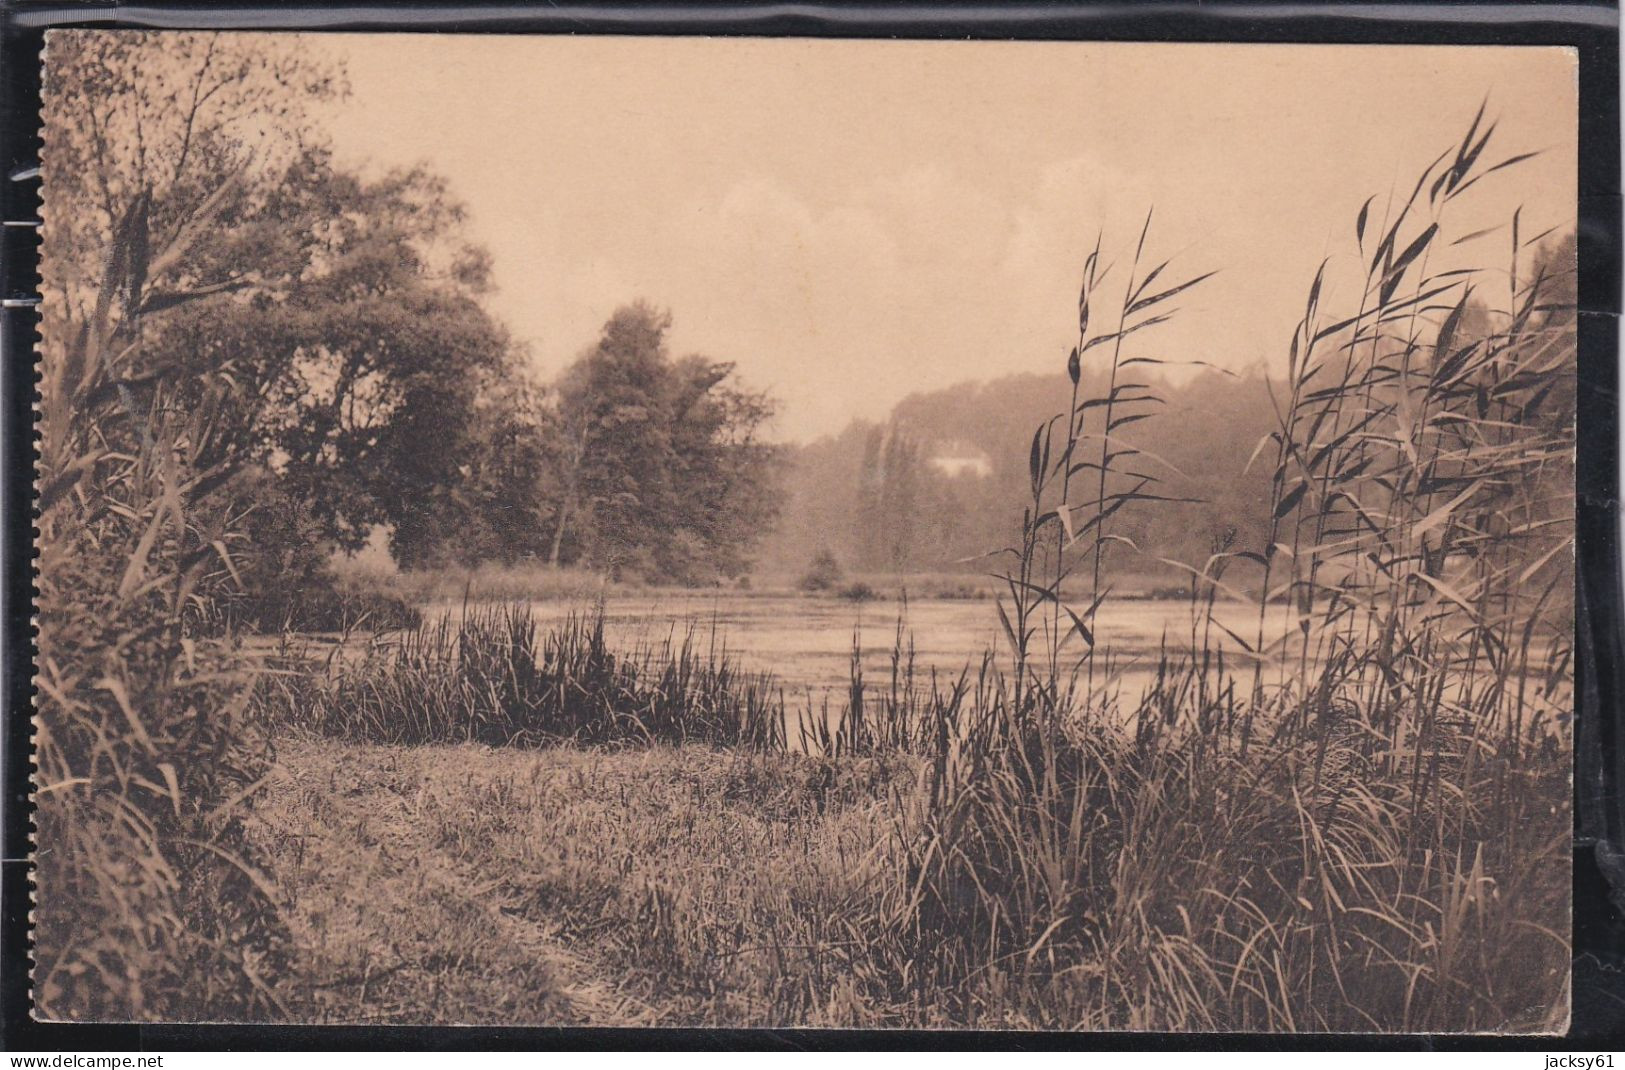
[35, 185, 288, 1019]
[261, 605, 786, 751]
[251, 738, 922, 1026]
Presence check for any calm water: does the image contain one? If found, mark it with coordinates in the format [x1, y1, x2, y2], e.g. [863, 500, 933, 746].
[422, 593, 1277, 703]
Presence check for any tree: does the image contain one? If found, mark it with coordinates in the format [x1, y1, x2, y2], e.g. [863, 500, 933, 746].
[854, 422, 928, 570]
[545, 303, 784, 582]
[111, 153, 515, 559]
[45, 30, 518, 568]
[40, 31, 343, 484]
[395, 370, 560, 568]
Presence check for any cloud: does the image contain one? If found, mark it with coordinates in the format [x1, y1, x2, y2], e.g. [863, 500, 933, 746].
[325, 37, 1578, 442]
[508, 156, 1299, 441]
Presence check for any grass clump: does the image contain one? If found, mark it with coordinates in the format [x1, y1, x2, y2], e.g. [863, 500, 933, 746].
[260, 605, 786, 751]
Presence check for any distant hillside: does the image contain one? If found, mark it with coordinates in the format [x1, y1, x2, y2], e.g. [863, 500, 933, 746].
[754, 365, 1279, 582]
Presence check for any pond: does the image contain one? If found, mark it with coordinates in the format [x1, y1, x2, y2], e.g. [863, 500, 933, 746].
[421, 592, 1278, 705]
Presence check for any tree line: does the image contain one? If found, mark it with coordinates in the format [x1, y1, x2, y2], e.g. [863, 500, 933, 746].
[756, 231, 1576, 591]
[756, 367, 1280, 583]
[43, 32, 784, 628]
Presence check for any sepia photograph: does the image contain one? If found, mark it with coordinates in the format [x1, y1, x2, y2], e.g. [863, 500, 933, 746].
[33, 31, 1577, 1032]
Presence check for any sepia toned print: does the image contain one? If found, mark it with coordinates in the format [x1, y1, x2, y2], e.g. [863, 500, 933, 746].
[34, 32, 1576, 1030]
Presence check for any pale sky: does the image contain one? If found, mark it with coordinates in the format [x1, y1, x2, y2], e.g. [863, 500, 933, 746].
[316, 36, 1577, 442]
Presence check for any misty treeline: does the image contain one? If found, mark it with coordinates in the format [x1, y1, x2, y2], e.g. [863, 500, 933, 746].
[757, 367, 1274, 581]
[759, 231, 1576, 589]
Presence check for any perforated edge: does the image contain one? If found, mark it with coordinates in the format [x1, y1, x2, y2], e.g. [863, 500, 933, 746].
[27, 28, 53, 1025]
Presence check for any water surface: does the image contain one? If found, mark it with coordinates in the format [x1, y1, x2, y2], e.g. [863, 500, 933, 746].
[424, 593, 1276, 703]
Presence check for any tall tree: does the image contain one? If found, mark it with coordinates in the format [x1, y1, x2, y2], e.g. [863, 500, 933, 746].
[397, 369, 559, 568]
[546, 303, 783, 581]
[854, 422, 929, 570]
[45, 30, 517, 565]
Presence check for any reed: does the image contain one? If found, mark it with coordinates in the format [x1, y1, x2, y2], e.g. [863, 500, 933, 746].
[868, 112, 1573, 1031]
[35, 184, 288, 1019]
[260, 605, 786, 751]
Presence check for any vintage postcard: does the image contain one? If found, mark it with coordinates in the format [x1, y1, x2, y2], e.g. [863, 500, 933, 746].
[34, 32, 1576, 1030]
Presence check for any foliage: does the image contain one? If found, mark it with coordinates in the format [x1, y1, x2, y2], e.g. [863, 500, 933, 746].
[185, 467, 403, 633]
[43, 35, 785, 595]
[798, 547, 845, 592]
[251, 120, 1571, 1032]
[43, 30, 524, 572]
[39, 31, 343, 323]
[542, 302, 784, 583]
[398, 375, 559, 568]
[332, 559, 615, 606]
[132, 154, 517, 563]
[35, 530, 286, 1020]
[44, 34, 1571, 1031]
[758, 217, 1578, 593]
[853, 424, 927, 570]
[35, 31, 334, 1019]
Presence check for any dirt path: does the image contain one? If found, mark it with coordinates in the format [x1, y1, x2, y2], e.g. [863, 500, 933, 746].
[247, 739, 656, 1026]
[482, 898, 657, 1026]
[247, 735, 913, 1028]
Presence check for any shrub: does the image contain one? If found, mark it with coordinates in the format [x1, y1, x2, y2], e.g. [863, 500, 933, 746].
[799, 548, 844, 592]
[207, 472, 420, 634]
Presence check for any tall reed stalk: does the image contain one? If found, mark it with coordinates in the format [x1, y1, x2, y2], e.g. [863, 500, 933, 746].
[870, 114, 1570, 1031]
[36, 179, 288, 1019]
